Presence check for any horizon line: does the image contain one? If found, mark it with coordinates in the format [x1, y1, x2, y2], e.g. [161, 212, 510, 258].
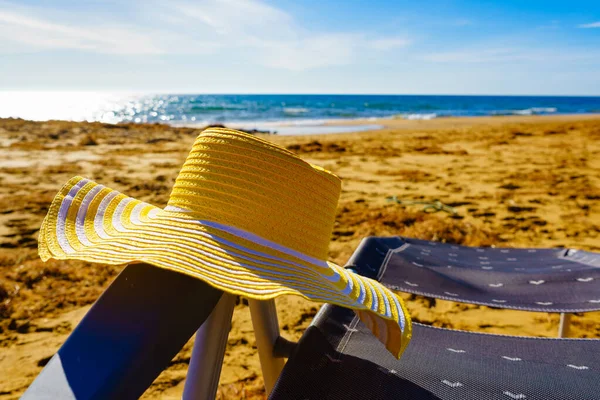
[1, 90, 600, 97]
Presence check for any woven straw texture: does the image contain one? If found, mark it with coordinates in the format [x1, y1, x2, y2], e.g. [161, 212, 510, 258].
[38, 128, 411, 357]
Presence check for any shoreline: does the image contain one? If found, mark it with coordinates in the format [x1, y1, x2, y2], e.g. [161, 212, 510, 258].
[321, 112, 600, 128]
[5, 113, 600, 137]
[216, 113, 600, 135]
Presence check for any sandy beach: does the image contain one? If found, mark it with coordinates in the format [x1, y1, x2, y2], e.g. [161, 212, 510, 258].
[1, 114, 599, 399]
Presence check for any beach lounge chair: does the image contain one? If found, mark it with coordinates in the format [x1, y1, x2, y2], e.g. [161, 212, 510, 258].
[346, 236, 600, 336]
[269, 304, 600, 400]
[268, 239, 600, 400]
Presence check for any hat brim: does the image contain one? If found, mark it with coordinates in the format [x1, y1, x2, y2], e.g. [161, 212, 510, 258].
[39, 176, 412, 357]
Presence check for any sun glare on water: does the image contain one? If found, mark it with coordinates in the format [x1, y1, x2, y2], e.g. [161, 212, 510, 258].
[0, 91, 139, 124]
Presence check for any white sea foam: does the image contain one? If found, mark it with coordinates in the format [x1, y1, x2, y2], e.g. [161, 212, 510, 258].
[283, 107, 309, 114]
[531, 107, 557, 113]
[513, 107, 557, 115]
[395, 113, 438, 120]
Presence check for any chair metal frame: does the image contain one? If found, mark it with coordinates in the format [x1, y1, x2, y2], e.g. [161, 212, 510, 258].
[182, 296, 287, 399]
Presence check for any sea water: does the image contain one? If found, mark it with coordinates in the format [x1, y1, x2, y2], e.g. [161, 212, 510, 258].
[1, 92, 599, 135]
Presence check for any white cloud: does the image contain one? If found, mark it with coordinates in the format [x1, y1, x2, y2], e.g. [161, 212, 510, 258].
[166, 0, 412, 70]
[0, 9, 165, 54]
[421, 48, 534, 63]
[578, 21, 600, 28]
[0, 0, 410, 70]
[251, 35, 358, 70]
[421, 47, 600, 65]
[171, 0, 293, 36]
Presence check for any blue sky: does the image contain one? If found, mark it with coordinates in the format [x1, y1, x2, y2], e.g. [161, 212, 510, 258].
[0, 0, 599, 95]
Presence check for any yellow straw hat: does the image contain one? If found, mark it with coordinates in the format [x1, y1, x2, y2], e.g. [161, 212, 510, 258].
[38, 127, 411, 357]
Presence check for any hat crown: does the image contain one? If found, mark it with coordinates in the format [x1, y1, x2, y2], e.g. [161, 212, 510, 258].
[166, 128, 341, 260]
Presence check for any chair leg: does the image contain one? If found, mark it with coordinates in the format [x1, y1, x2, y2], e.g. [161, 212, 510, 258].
[249, 299, 286, 395]
[183, 293, 237, 400]
[558, 313, 571, 338]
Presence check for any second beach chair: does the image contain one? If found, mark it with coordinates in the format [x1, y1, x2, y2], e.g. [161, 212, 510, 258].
[347, 236, 600, 336]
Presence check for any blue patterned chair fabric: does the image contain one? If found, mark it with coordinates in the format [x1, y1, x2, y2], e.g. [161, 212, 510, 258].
[269, 305, 600, 400]
[346, 237, 600, 312]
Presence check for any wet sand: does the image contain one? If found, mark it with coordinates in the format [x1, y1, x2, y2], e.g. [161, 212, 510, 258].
[1, 115, 599, 398]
